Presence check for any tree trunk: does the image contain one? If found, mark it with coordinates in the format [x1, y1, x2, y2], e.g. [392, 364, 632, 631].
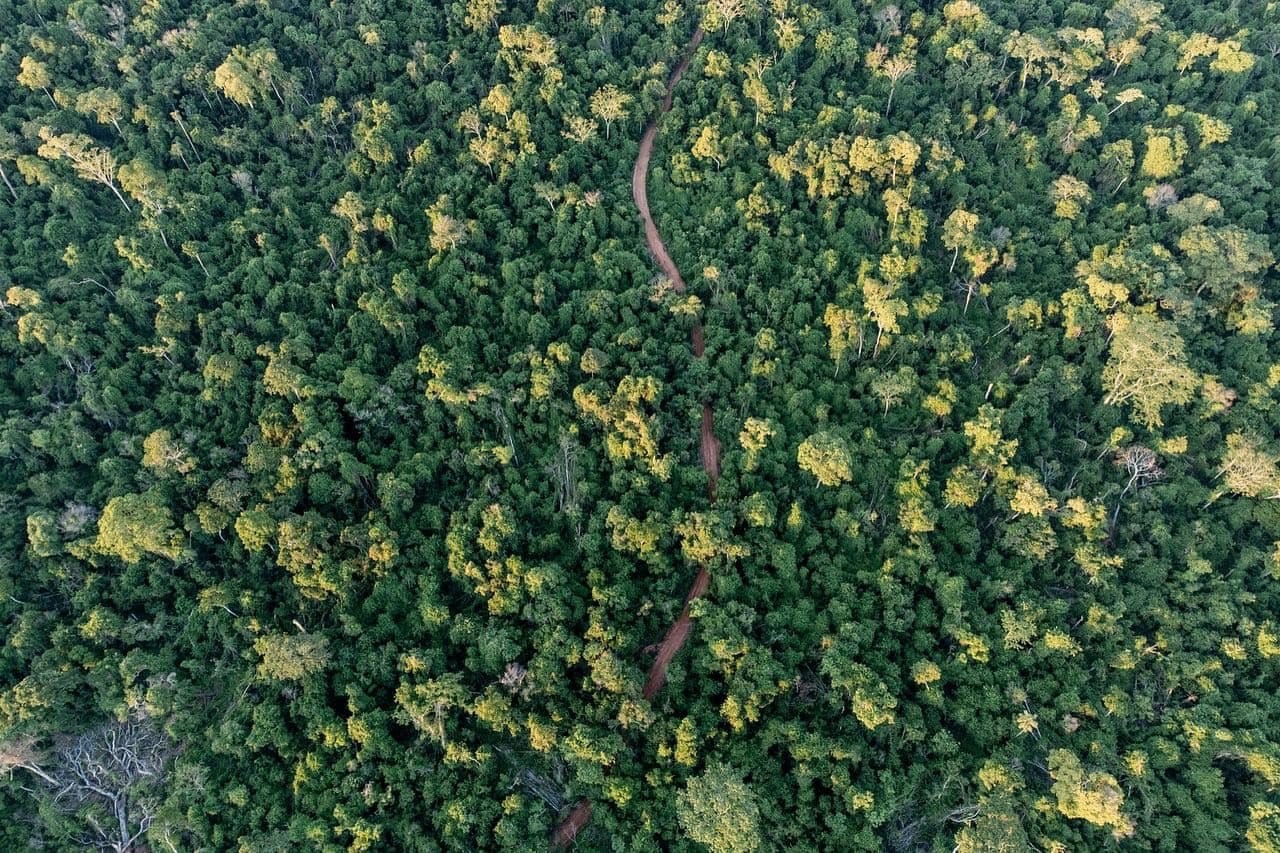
[114, 792, 130, 853]
[0, 163, 17, 201]
[106, 181, 132, 212]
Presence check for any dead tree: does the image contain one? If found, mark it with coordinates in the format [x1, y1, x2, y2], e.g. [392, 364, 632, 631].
[546, 434, 581, 517]
[2, 716, 172, 853]
[1111, 445, 1164, 531]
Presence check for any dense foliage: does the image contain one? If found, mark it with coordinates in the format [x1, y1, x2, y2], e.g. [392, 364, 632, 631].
[3, 0, 1280, 850]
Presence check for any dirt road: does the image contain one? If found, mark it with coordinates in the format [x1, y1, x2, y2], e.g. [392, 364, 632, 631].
[553, 25, 713, 849]
[630, 21, 718, 707]
[631, 27, 704, 297]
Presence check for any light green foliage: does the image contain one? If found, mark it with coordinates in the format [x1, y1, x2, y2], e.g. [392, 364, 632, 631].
[94, 492, 183, 564]
[1048, 749, 1134, 838]
[255, 633, 331, 681]
[797, 431, 853, 486]
[676, 763, 762, 853]
[1102, 311, 1198, 427]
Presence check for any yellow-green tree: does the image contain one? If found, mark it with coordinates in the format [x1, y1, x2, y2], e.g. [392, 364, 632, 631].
[17, 56, 55, 105]
[589, 84, 630, 139]
[676, 763, 762, 853]
[1101, 311, 1198, 428]
[798, 431, 853, 487]
[36, 129, 132, 211]
[1048, 749, 1134, 838]
[95, 491, 183, 564]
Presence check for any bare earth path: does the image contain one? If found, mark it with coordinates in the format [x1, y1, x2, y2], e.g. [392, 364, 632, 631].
[552, 26, 712, 849]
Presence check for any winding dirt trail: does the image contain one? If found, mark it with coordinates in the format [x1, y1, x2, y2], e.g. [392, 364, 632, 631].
[552, 26, 712, 849]
[634, 25, 719, 704]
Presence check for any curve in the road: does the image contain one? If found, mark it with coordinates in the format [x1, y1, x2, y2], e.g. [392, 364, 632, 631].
[552, 25, 712, 849]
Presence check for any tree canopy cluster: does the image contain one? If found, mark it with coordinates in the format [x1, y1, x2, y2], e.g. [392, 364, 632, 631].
[3, 0, 1280, 850]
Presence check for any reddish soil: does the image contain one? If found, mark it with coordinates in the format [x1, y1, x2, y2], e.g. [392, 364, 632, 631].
[631, 27, 704, 298]
[640, 565, 711, 699]
[632, 22, 719, 704]
[699, 406, 720, 497]
[552, 26, 714, 849]
[550, 800, 592, 849]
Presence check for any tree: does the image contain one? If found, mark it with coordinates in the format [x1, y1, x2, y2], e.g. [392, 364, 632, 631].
[213, 47, 262, 107]
[0, 129, 20, 200]
[255, 632, 331, 680]
[703, 0, 747, 35]
[1048, 95, 1100, 154]
[1050, 174, 1092, 219]
[119, 159, 177, 245]
[822, 303, 860, 372]
[214, 46, 290, 108]
[1101, 311, 1198, 428]
[1107, 86, 1144, 116]
[1004, 30, 1053, 92]
[36, 130, 132, 211]
[1048, 750, 1134, 838]
[1177, 225, 1274, 331]
[798, 432, 853, 486]
[953, 793, 1030, 852]
[741, 55, 776, 126]
[464, 0, 502, 32]
[866, 43, 916, 116]
[426, 198, 468, 252]
[1214, 433, 1280, 502]
[589, 85, 630, 139]
[95, 491, 183, 564]
[75, 88, 126, 134]
[676, 763, 762, 853]
[862, 268, 908, 358]
[141, 429, 194, 476]
[4, 717, 172, 853]
[1140, 129, 1187, 180]
[870, 366, 915, 415]
[942, 208, 979, 275]
[691, 125, 726, 169]
[1247, 801, 1280, 852]
[17, 56, 56, 105]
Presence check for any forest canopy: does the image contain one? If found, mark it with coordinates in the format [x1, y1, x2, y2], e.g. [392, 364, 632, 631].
[2, 0, 1280, 850]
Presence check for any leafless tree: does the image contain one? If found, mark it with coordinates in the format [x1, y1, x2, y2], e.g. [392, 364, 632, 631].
[1111, 445, 1164, 530]
[874, 4, 903, 36]
[58, 501, 99, 536]
[498, 748, 567, 813]
[1117, 445, 1164, 490]
[1146, 183, 1178, 209]
[498, 662, 529, 697]
[2, 716, 172, 853]
[546, 434, 580, 517]
[0, 734, 60, 787]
